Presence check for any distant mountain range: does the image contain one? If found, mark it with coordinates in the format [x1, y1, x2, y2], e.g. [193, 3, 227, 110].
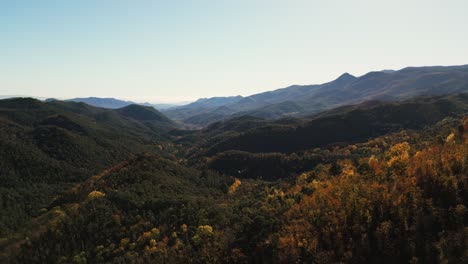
[64, 97, 181, 110]
[3, 64, 467, 127]
[163, 64, 468, 126]
[64, 97, 135, 109]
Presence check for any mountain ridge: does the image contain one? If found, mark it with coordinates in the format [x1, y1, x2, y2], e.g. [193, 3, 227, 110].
[163, 64, 468, 126]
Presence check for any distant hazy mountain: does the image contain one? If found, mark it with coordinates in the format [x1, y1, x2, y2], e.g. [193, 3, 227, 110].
[58, 97, 183, 110]
[189, 96, 244, 108]
[141, 102, 181, 110]
[67, 97, 135, 109]
[163, 65, 468, 126]
[0, 95, 48, 100]
[163, 96, 243, 122]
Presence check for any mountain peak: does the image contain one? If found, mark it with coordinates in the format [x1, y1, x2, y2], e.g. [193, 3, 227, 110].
[336, 72, 356, 81]
[328, 72, 357, 87]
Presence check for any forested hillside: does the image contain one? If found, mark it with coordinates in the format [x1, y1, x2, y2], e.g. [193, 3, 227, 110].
[185, 94, 468, 157]
[0, 98, 176, 235]
[0, 96, 467, 263]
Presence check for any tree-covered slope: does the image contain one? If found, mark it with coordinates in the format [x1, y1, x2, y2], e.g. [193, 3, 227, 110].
[3, 116, 467, 264]
[201, 94, 468, 155]
[0, 98, 176, 234]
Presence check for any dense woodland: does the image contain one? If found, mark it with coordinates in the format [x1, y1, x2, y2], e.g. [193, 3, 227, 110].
[0, 95, 467, 263]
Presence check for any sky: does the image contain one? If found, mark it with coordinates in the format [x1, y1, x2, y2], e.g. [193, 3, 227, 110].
[1, 0, 467, 103]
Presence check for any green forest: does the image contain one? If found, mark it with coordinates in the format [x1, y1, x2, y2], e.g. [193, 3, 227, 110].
[0, 96, 467, 263]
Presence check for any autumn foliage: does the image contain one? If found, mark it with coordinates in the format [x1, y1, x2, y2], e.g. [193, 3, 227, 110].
[276, 120, 468, 263]
[5, 117, 468, 264]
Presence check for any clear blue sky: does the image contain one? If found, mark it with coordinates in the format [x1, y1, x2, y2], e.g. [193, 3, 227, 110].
[1, 0, 467, 103]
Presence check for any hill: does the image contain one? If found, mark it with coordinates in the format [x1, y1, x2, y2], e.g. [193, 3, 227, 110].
[188, 94, 468, 157]
[0, 98, 176, 235]
[116, 104, 174, 123]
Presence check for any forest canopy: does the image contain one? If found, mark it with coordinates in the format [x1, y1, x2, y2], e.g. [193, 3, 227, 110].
[0, 97, 467, 263]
